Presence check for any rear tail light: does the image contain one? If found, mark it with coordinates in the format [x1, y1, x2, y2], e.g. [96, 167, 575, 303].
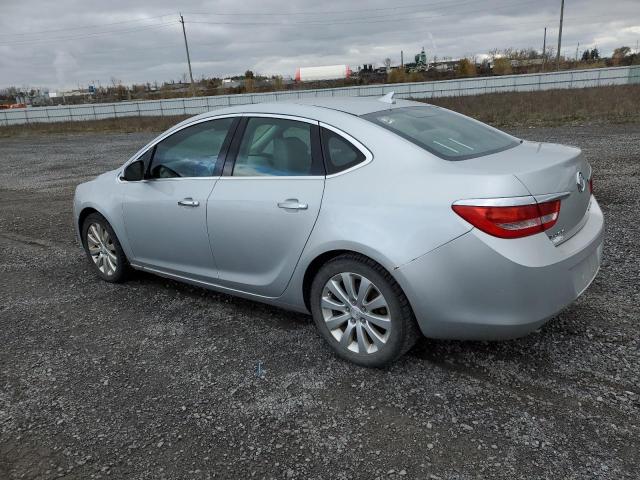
[452, 199, 561, 239]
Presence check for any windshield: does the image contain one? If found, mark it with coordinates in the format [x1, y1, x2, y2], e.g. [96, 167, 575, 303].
[361, 106, 519, 160]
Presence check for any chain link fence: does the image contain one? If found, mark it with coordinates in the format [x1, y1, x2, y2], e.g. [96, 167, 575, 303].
[2, 65, 638, 126]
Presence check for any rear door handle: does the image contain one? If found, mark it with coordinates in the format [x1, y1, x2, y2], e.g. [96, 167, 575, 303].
[277, 199, 308, 210]
[178, 197, 200, 207]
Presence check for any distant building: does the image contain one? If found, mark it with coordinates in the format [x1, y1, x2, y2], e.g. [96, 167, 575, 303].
[430, 60, 460, 72]
[221, 78, 242, 88]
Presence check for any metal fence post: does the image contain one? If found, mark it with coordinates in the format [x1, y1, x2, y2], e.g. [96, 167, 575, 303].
[68, 106, 73, 122]
[112, 104, 117, 119]
[93, 105, 97, 121]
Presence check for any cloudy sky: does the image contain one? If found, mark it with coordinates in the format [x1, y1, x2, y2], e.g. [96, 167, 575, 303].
[0, 0, 638, 90]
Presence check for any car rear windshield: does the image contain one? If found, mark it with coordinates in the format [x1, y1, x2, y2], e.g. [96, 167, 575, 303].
[361, 106, 519, 160]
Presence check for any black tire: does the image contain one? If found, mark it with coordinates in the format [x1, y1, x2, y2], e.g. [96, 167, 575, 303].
[81, 212, 129, 283]
[310, 253, 420, 367]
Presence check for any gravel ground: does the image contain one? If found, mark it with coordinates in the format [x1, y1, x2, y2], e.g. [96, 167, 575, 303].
[1, 123, 639, 480]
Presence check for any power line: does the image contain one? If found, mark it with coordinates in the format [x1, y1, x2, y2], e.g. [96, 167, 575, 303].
[0, 21, 179, 47]
[0, 14, 176, 37]
[185, 0, 544, 27]
[0, 0, 538, 47]
[5, 13, 619, 56]
[181, 0, 483, 17]
[0, 0, 553, 39]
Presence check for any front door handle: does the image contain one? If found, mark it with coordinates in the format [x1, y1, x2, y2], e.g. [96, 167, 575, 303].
[178, 197, 200, 207]
[277, 199, 308, 210]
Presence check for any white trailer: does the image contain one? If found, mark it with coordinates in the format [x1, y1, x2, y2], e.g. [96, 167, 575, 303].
[295, 65, 351, 82]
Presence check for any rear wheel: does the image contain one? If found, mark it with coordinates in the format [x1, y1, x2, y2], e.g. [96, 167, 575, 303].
[310, 254, 420, 367]
[81, 213, 128, 283]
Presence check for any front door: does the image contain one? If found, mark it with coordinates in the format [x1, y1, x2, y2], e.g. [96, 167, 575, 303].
[122, 117, 236, 281]
[207, 115, 325, 297]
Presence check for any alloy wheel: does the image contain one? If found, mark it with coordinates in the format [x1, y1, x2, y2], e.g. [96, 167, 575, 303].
[86, 222, 118, 276]
[320, 272, 391, 354]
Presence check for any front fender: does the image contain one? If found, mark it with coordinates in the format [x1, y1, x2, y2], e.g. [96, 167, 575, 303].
[73, 173, 130, 258]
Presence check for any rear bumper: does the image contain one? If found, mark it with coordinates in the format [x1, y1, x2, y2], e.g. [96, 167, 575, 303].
[396, 196, 604, 340]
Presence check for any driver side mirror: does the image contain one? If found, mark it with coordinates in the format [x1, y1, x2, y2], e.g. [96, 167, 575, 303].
[121, 160, 145, 181]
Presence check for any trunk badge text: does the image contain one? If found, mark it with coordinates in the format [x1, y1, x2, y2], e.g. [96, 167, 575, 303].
[550, 228, 566, 244]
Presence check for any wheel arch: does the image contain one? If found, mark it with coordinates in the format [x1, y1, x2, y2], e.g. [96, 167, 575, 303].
[77, 206, 126, 254]
[301, 248, 401, 312]
[78, 206, 100, 235]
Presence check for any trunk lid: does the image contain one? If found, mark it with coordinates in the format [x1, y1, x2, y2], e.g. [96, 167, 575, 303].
[462, 140, 592, 243]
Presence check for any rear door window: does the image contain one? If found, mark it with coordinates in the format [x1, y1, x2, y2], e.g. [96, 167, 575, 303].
[232, 117, 323, 176]
[361, 106, 519, 160]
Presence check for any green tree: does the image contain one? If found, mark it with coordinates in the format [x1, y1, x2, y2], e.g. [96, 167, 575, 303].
[244, 70, 255, 79]
[590, 48, 600, 59]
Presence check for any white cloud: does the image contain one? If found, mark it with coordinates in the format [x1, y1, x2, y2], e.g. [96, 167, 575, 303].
[0, 0, 638, 89]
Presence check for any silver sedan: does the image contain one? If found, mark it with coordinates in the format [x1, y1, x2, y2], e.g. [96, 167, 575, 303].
[73, 95, 603, 367]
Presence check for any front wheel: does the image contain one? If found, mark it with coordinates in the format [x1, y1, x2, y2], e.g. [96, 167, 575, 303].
[81, 212, 129, 283]
[310, 254, 420, 367]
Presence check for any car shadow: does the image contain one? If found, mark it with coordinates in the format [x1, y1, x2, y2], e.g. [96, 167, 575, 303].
[127, 269, 591, 369]
[405, 303, 592, 371]
[129, 269, 312, 332]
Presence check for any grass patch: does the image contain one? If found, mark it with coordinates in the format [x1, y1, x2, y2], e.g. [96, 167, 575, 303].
[0, 115, 188, 138]
[1, 84, 638, 137]
[424, 84, 640, 128]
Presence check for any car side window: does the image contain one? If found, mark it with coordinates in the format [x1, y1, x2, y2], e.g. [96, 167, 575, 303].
[321, 128, 366, 174]
[233, 117, 315, 177]
[149, 118, 234, 179]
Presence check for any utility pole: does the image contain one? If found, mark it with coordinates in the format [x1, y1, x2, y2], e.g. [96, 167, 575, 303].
[542, 27, 547, 71]
[556, 0, 564, 70]
[575, 41, 580, 61]
[401, 50, 404, 69]
[179, 13, 195, 90]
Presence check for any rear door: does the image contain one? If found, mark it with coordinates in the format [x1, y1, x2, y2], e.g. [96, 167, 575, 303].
[207, 115, 325, 297]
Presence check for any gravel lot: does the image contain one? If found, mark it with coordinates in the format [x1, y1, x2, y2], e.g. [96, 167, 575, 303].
[1, 123, 639, 479]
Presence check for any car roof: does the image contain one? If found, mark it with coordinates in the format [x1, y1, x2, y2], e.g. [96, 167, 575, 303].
[288, 96, 422, 115]
[133, 97, 434, 163]
[186, 97, 426, 124]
